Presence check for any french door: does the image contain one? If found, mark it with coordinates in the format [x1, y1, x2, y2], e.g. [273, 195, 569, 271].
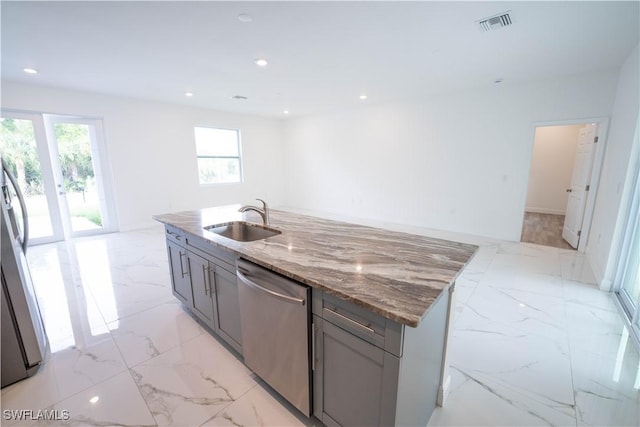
[615, 130, 640, 341]
[0, 110, 116, 244]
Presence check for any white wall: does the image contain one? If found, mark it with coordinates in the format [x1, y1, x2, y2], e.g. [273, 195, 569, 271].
[586, 45, 640, 287]
[1, 81, 286, 230]
[282, 69, 619, 241]
[525, 125, 581, 215]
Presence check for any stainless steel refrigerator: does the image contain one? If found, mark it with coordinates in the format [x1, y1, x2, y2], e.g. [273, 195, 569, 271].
[1, 158, 47, 388]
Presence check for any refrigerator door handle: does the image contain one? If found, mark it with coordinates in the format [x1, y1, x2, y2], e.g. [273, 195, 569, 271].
[1, 159, 29, 253]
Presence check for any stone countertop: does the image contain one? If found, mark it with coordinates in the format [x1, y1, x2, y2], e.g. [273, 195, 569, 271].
[153, 206, 478, 327]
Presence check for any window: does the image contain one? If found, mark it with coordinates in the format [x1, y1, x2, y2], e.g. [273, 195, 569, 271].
[194, 126, 242, 184]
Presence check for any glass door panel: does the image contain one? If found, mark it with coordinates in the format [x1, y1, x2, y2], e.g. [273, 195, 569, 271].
[615, 129, 640, 344]
[620, 215, 639, 315]
[0, 115, 63, 244]
[45, 116, 115, 238]
[52, 122, 104, 233]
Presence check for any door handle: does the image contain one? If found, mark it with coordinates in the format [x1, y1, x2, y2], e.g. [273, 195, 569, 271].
[202, 264, 209, 296]
[59, 191, 66, 195]
[179, 252, 189, 277]
[323, 307, 376, 334]
[236, 270, 305, 305]
[566, 189, 572, 193]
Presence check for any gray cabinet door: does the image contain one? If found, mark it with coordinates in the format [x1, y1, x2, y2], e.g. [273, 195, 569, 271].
[187, 251, 215, 327]
[166, 239, 192, 307]
[314, 316, 399, 427]
[213, 266, 242, 351]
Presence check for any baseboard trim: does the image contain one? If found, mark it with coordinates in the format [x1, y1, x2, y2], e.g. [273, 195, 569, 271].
[524, 207, 566, 215]
[437, 374, 451, 407]
[587, 250, 607, 289]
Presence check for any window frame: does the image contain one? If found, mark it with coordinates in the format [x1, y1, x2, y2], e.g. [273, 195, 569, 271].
[193, 125, 244, 186]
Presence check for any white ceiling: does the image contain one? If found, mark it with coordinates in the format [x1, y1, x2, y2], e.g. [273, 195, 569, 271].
[2, 1, 639, 118]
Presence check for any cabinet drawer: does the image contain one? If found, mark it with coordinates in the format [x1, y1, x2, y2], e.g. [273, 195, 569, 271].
[313, 290, 403, 357]
[186, 234, 237, 270]
[165, 225, 186, 246]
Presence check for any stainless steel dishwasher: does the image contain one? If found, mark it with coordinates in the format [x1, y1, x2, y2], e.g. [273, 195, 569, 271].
[236, 259, 311, 416]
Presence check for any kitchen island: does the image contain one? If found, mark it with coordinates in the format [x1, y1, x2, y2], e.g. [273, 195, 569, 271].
[154, 206, 478, 426]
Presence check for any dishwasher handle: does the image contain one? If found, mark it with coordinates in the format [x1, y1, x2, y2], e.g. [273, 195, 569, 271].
[237, 269, 305, 306]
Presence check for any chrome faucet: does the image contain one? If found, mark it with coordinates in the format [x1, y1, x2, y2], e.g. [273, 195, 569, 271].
[239, 198, 270, 225]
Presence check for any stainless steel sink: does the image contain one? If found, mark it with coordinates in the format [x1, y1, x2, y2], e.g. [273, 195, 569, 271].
[204, 221, 281, 242]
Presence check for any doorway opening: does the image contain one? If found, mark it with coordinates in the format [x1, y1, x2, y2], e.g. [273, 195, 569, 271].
[521, 119, 608, 252]
[0, 110, 117, 244]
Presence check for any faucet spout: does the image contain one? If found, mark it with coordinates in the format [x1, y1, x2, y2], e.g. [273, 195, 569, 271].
[238, 198, 270, 225]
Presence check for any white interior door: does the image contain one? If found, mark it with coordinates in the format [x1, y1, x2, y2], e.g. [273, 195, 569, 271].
[562, 124, 597, 248]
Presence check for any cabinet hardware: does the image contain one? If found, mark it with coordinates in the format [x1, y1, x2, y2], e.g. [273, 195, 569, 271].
[167, 230, 181, 240]
[311, 323, 316, 371]
[210, 270, 216, 295]
[202, 264, 209, 296]
[179, 251, 189, 277]
[323, 308, 375, 334]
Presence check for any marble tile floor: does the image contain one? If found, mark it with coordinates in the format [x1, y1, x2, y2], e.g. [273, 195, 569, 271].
[1, 225, 638, 426]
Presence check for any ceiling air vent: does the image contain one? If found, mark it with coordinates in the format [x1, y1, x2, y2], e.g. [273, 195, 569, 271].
[477, 11, 513, 32]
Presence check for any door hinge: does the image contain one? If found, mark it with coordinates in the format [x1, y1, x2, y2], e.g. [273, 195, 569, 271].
[594, 136, 599, 143]
[585, 184, 590, 191]
[577, 230, 582, 237]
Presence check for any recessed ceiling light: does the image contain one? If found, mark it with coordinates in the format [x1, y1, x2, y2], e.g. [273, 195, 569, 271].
[23, 68, 38, 74]
[494, 78, 504, 84]
[238, 13, 253, 23]
[359, 94, 368, 100]
[283, 110, 289, 115]
[184, 91, 193, 97]
[232, 95, 248, 100]
[255, 58, 268, 67]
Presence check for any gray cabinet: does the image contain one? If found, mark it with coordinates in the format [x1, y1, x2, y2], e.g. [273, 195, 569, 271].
[164, 227, 242, 355]
[165, 232, 192, 307]
[212, 266, 243, 351]
[313, 315, 399, 427]
[313, 289, 451, 427]
[187, 250, 216, 326]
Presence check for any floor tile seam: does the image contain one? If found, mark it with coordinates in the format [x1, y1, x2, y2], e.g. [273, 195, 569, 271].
[453, 319, 572, 356]
[120, 367, 160, 427]
[104, 299, 188, 330]
[461, 370, 576, 411]
[101, 303, 176, 377]
[45, 333, 125, 365]
[70, 265, 121, 332]
[479, 316, 570, 346]
[450, 365, 577, 418]
[110, 329, 184, 371]
[562, 298, 620, 315]
[481, 281, 567, 304]
[103, 297, 179, 328]
[126, 362, 258, 427]
[475, 279, 566, 300]
[13, 365, 132, 417]
[196, 382, 262, 427]
[118, 326, 209, 371]
[560, 277, 580, 426]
